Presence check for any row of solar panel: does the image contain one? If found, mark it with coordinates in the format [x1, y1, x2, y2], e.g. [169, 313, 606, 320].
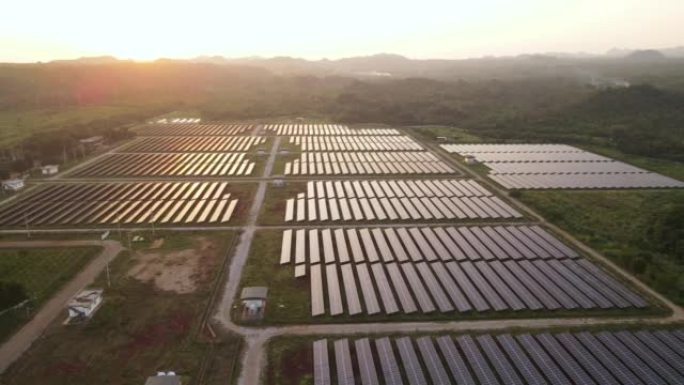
[294, 151, 444, 164]
[284, 196, 521, 222]
[134, 123, 254, 136]
[263, 124, 400, 136]
[306, 258, 644, 316]
[284, 161, 453, 176]
[119, 136, 266, 153]
[487, 161, 650, 175]
[69, 152, 256, 177]
[440, 143, 585, 154]
[313, 330, 684, 385]
[280, 226, 579, 266]
[289, 136, 423, 151]
[490, 173, 684, 189]
[0, 182, 237, 226]
[301, 179, 492, 200]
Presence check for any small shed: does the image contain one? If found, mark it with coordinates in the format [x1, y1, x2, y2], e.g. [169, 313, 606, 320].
[40, 164, 59, 175]
[67, 288, 103, 323]
[2, 178, 25, 192]
[145, 373, 181, 385]
[240, 287, 268, 321]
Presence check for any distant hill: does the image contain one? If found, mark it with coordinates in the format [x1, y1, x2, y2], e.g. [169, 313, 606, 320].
[626, 50, 667, 60]
[49, 56, 131, 65]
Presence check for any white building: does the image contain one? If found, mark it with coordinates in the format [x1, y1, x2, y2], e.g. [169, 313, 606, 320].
[40, 164, 59, 176]
[67, 289, 103, 323]
[2, 178, 25, 192]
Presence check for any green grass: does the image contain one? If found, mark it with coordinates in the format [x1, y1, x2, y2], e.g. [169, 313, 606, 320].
[0, 106, 144, 147]
[519, 189, 684, 305]
[236, 230, 662, 326]
[0, 246, 100, 342]
[1, 231, 241, 385]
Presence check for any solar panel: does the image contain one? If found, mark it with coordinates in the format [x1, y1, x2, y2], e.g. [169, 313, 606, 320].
[310, 264, 325, 317]
[355, 264, 381, 315]
[476, 335, 524, 385]
[340, 263, 362, 315]
[280, 230, 292, 264]
[489, 261, 543, 310]
[634, 331, 684, 375]
[535, 333, 596, 385]
[401, 263, 436, 313]
[355, 338, 380, 385]
[495, 334, 547, 385]
[516, 334, 571, 385]
[334, 339, 355, 385]
[371, 263, 400, 314]
[295, 229, 306, 264]
[456, 335, 501, 385]
[445, 262, 490, 312]
[415, 262, 453, 312]
[375, 338, 404, 385]
[396, 337, 428, 385]
[555, 333, 619, 385]
[325, 264, 344, 316]
[313, 339, 331, 385]
[435, 336, 476, 385]
[595, 332, 665, 385]
[334, 229, 351, 263]
[416, 337, 451, 385]
[614, 331, 684, 384]
[430, 262, 472, 312]
[474, 261, 525, 310]
[385, 263, 418, 314]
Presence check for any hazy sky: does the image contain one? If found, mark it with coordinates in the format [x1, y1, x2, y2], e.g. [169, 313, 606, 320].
[2, 0, 682, 62]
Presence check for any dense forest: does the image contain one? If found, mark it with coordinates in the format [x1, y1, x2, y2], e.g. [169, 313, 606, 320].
[0, 58, 683, 174]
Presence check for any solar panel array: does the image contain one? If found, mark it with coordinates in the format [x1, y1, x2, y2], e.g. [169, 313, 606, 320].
[0, 182, 238, 226]
[288, 136, 423, 151]
[119, 136, 266, 153]
[441, 143, 684, 189]
[263, 124, 400, 136]
[279, 225, 645, 317]
[313, 330, 684, 385]
[284, 152, 455, 175]
[490, 173, 684, 189]
[134, 123, 254, 136]
[69, 152, 256, 177]
[284, 179, 521, 222]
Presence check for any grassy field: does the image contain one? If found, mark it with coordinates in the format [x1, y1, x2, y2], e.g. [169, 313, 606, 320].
[519, 189, 684, 305]
[235, 230, 662, 326]
[0, 246, 101, 342]
[0, 106, 145, 147]
[1, 231, 242, 385]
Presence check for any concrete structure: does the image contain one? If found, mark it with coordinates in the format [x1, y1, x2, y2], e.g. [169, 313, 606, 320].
[67, 288, 103, 323]
[2, 178, 25, 192]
